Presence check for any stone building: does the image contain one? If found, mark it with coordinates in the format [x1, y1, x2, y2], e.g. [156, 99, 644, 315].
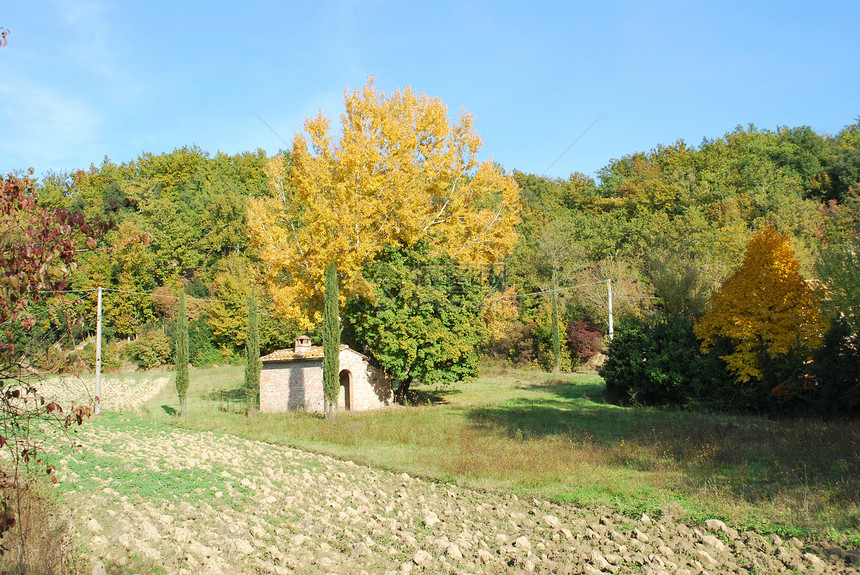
[259, 336, 393, 413]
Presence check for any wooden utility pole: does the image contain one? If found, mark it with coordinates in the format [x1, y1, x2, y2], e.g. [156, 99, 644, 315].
[94, 286, 102, 414]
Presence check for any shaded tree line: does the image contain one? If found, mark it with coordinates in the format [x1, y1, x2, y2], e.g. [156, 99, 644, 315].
[8, 112, 860, 415]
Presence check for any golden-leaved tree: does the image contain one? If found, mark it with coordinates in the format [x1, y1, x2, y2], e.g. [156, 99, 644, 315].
[694, 226, 828, 382]
[248, 78, 520, 328]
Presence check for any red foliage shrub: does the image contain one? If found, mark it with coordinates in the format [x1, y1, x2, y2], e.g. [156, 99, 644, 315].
[565, 319, 603, 363]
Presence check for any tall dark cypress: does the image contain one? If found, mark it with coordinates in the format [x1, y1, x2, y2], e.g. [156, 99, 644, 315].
[323, 261, 340, 419]
[551, 279, 561, 373]
[175, 291, 189, 417]
[245, 293, 261, 417]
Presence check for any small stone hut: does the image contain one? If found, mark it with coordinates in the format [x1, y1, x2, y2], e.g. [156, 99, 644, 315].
[259, 336, 393, 413]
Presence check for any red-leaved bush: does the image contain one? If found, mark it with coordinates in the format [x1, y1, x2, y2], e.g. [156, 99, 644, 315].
[565, 319, 603, 363]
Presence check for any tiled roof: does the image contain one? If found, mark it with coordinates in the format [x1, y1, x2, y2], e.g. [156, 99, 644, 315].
[261, 344, 355, 363]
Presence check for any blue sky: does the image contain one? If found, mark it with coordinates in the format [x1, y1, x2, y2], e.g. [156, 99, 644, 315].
[2, 1, 858, 182]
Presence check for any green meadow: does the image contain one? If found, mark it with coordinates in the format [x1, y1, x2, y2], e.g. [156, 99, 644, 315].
[140, 364, 860, 545]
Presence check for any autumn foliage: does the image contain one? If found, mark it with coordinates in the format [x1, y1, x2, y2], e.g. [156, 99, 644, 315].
[0, 174, 86, 361]
[694, 226, 828, 382]
[0, 174, 95, 567]
[249, 78, 520, 328]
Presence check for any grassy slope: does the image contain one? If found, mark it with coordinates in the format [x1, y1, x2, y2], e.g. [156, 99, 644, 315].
[143, 364, 859, 545]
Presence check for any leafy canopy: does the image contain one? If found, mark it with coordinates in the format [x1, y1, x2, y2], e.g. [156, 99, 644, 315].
[694, 226, 828, 382]
[344, 243, 487, 398]
[249, 77, 520, 328]
[816, 194, 860, 334]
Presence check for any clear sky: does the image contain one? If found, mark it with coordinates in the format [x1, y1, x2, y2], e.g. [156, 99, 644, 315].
[2, 1, 858, 182]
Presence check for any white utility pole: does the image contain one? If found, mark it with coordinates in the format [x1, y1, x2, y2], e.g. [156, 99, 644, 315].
[94, 286, 102, 414]
[606, 278, 614, 341]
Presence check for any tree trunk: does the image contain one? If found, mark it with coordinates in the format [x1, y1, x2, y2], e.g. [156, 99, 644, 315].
[395, 378, 412, 405]
[324, 397, 336, 420]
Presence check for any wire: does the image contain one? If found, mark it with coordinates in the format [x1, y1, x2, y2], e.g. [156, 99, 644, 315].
[493, 280, 608, 299]
[542, 109, 608, 176]
[0, 292, 89, 327]
[99, 288, 230, 303]
[253, 110, 290, 148]
[40, 288, 230, 304]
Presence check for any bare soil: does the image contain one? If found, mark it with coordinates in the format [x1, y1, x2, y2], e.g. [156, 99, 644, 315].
[41, 376, 860, 574]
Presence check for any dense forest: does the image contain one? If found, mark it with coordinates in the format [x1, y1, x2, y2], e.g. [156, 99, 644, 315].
[10, 114, 860, 416]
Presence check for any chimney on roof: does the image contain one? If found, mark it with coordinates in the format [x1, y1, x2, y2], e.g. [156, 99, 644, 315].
[294, 335, 312, 350]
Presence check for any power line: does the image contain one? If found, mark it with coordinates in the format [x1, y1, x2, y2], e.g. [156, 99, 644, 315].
[542, 109, 608, 176]
[493, 280, 608, 299]
[40, 288, 230, 304]
[0, 292, 90, 328]
[253, 110, 290, 148]
[101, 288, 230, 303]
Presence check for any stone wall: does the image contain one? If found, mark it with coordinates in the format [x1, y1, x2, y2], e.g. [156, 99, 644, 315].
[337, 350, 393, 411]
[260, 349, 393, 414]
[260, 358, 324, 413]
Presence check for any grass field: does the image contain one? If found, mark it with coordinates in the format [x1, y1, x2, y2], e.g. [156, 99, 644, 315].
[143, 363, 860, 546]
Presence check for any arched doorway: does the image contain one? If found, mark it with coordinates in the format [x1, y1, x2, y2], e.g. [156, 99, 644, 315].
[339, 370, 352, 411]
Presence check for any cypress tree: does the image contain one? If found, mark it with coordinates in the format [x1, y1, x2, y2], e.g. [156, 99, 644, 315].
[551, 280, 561, 373]
[323, 261, 340, 419]
[245, 293, 261, 417]
[175, 290, 189, 417]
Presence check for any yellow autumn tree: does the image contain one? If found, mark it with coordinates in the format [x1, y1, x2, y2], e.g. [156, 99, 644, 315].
[694, 226, 828, 382]
[483, 287, 521, 341]
[248, 78, 520, 328]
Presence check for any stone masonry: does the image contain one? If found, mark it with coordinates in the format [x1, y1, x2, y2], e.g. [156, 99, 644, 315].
[259, 336, 393, 413]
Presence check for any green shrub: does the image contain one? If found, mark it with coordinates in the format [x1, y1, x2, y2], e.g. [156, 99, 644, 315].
[126, 329, 171, 369]
[189, 316, 221, 367]
[602, 319, 705, 406]
[79, 340, 122, 370]
[810, 319, 860, 415]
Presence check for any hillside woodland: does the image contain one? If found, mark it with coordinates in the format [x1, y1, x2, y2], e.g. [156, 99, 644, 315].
[9, 114, 860, 416]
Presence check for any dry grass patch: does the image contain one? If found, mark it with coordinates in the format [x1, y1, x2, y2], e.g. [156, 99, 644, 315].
[0, 480, 72, 575]
[149, 364, 860, 545]
[33, 373, 170, 413]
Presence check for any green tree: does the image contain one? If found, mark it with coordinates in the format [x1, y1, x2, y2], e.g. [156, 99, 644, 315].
[322, 261, 340, 419]
[551, 284, 561, 373]
[344, 243, 488, 401]
[248, 78, 519, 329]
[175, 291, 189, 417]
[694, 226, 828, 383]
[90, 221, 156, 338]
[817, 194, 860, 334]
[536, 221, 586, 372]
[207, 254, 252, 350]
[642, 235, 721, 324]
[602, 318, 705, 407]
[244, 293, 261, 417]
